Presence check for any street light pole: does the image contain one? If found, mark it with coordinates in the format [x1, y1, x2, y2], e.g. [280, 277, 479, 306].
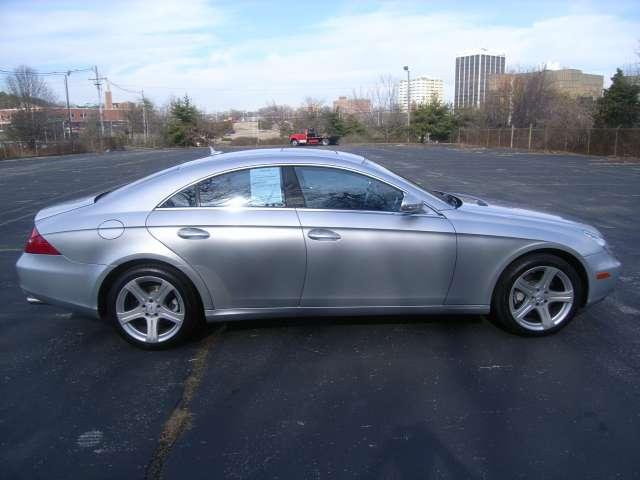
[403, 65, 410, 143]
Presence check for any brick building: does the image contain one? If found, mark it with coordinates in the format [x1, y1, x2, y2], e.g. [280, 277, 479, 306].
[0, 87, 134, 135]
[333, 96, 372, 114]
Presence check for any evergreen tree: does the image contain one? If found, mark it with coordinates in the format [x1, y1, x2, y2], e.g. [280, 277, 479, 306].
[165, 95, 200, 146]
[410, 101, 457, 142]
[594, 69, 640, 128]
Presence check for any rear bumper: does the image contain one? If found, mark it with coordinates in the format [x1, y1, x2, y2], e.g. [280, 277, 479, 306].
[584, 249, 622, 306]
[16, 253, 104, 317]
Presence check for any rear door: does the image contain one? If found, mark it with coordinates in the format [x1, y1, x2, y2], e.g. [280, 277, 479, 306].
[289, 166, 457, 307]
[147, 166, 306, 309]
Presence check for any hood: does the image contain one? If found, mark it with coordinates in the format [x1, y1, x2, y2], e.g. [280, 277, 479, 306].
[35, 194, 96, 222]
[449, 192, 601, 236]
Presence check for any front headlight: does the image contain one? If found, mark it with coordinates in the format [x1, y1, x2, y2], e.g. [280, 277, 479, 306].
[583, 230, 609, 250]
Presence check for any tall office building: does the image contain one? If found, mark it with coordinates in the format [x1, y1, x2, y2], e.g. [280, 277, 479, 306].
[455, 50, 505, 109]
[398, 76, 444, 111]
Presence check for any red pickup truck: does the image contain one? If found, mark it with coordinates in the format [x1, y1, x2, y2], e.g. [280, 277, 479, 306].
[289, 128, 331, 146]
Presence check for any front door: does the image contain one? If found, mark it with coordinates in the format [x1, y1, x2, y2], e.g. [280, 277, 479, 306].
[147, 166, 306, 309]
[290, 166, 456, 307]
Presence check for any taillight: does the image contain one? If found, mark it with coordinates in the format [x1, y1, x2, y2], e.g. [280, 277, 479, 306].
[24, 227, 60, 255]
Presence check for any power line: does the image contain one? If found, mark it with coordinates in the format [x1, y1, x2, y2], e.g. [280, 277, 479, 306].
[108, 79, 143, 96]
[0, 67, 93, 76]
[103, 81, 386, 93]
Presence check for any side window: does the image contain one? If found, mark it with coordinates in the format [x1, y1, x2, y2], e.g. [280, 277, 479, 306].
[160, 167, 285, 208]
[294, 166, 404, 212]
[199, 167, 284, 207]
[160, 185, 197, 208]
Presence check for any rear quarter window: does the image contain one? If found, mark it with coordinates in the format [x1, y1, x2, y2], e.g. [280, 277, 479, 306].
[160, 185, 197, 208]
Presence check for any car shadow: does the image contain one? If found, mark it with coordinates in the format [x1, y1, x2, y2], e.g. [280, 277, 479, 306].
[206, 313, 485, 335]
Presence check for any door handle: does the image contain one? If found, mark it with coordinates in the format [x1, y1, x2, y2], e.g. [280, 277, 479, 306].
[178, 227, 210, 239]
[307, 228, 341, 241]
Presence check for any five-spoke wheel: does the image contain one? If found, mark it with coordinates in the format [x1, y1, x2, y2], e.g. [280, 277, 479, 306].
[492, 253, 583, 335]
[107, 265, 202, 348]
[116, 276, 185, 343]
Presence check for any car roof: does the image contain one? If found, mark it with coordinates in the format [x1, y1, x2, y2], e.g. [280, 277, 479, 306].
[180, 148, 367, 170]
[101, 148, 451, 212]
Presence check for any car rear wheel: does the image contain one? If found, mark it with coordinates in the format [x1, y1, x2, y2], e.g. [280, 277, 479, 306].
[106, 265, 203, 349]
[290, 139, 299, 146]
[491, 253, 583, 336]
[321, 137, 330, 146]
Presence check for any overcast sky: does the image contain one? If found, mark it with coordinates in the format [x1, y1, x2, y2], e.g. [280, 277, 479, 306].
[1, 0, 639, 111]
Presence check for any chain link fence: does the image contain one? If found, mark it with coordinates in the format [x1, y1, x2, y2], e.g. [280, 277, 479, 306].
[452, 127, 640, 158]
[0, 137, 131, 160]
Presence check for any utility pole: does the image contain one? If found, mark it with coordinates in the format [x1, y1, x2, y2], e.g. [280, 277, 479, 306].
[64, 72, 72, 140]
[141, 89, 148, 144]
[403, 65, 410, 143]
[91, 65, 105, 150]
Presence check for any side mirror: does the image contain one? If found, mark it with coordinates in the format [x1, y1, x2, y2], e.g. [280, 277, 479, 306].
[400, 194, 424, 214]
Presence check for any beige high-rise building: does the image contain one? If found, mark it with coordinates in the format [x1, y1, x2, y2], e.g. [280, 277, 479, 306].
[488, 69, 604, 99]
[398, 76, 444, 111]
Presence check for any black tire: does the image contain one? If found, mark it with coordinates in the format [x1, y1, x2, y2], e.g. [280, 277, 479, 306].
[106, 264, 204, 349]
[321, 137, 330, 146]
[490, 253, 583, 336]
[290, 139, 299, 146]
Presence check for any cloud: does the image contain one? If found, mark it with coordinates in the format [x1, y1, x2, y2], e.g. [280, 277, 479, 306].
[1, 1, 638, 110]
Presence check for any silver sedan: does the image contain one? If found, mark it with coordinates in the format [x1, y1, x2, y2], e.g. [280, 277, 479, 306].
[16, 148, 621, 349]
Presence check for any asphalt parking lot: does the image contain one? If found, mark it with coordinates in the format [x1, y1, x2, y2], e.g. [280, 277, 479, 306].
[1, 144, 639, 479]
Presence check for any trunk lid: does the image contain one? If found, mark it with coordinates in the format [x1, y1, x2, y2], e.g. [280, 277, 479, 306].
[35, 194, 96, 222]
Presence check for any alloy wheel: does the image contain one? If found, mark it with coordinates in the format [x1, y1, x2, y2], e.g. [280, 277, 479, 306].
[508, 265, 574, 331]
[115, 275, 185, 343]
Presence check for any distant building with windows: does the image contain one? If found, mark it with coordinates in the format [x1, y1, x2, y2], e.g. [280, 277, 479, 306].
[455, 50, 506, 109]
[488, 68, 604, 100]
[398, 76, 444, 111]
[333, 96, 372, 114]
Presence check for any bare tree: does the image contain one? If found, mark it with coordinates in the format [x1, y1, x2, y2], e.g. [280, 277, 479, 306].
[6, 65, 55, 108]
[5, 66, 57, 145]
[370, 74, 398, 112]
[482, 73, 513, 127]
[367, 74, 405, 142]
[258, 102, 295, 136]
[481, 67, 594, 130]
[510, 69, 554, 127]
[291, 98, 327, 133]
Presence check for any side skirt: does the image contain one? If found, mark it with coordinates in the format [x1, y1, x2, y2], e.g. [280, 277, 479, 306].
[204, 305, 490, 322]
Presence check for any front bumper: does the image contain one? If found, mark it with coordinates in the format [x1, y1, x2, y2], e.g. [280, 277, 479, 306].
[584, 249, 622, 305]
[16, 253, 105, 317]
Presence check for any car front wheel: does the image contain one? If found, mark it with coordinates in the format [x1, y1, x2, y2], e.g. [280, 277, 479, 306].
[491, 253, 583, 336]
[106, 265, 203, 349]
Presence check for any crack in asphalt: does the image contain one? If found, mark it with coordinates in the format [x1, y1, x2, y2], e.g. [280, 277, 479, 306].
[145, 325, 226, 480]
